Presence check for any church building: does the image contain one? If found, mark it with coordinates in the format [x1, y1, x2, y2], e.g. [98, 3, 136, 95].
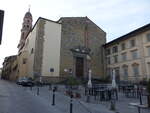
[17, 10, 106, 82]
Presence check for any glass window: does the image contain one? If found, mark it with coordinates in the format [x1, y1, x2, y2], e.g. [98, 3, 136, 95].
[114, 67, 120, 82]
[121, 43, 126, 50]
[106, 49, 111, 55]
[147, 46, 150, 56]
[23, 58, 27, 64]
[147, 63, 150, 76]
[130, 39, 135, 47]
[112, 46, 118, 53]
[122, 65, 128, 81]
[107, 68, 111, 77]
[147, 33, 150, 42]
[131, 50, 138, 59]
[31, 48, 34, 54]
[107, 57, 111, 64]
[122, 52, 127, 61]
[113, 55, 118, 63]
[132, 64, 139, 76]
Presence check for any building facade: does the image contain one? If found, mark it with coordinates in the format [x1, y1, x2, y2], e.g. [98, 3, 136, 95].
[0, 68, 2, 78]
[104, 24, 150, 82]
[1, 55, 17, 81]
[58, 17, 106, 79]
[17, 13, 106, 82]
[17, 9, 33, 79]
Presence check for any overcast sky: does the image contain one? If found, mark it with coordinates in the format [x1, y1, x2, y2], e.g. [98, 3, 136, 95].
[0, 0, 150, 67]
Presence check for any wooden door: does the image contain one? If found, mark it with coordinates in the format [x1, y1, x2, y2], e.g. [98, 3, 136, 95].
[76, 57, 84, 77]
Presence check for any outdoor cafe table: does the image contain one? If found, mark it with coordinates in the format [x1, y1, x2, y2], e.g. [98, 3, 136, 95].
[124, 86, 144, 98]
[94, 89, 112, 101]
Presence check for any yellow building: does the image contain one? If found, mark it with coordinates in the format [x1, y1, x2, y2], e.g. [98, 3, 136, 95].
[1, 55, 18, 81]
[104, 23, 150, 83]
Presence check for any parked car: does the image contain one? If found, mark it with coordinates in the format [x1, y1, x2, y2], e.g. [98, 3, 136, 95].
[16, 77, 34, 86]
[16, 77, 26, 85]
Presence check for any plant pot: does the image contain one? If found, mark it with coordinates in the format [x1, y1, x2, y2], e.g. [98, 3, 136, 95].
[66, 90, 73, 97]
[75, 92, 81, 98]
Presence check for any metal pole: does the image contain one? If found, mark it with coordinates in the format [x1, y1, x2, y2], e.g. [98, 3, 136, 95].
[139, 91, 142, 105]
[49, 84, 52, 90]
[52, 88, 55, 106]
[86, 88, 90, 102]
[30, 86, 32, 91]
[115, 89, 118, 100]
[70, 94, 73, 113]
[138, 107, 141, 113]
[37, 86, 39, 95]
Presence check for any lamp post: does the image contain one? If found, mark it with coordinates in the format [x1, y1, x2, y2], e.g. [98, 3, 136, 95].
[88, 69, 92, 88]
[86, 69, 92, 102]
[112, 70, 117, 89]
[110, 69, 118, 111]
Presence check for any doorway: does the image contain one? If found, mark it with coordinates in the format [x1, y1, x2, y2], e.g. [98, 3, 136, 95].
[75, 57, 84, 77]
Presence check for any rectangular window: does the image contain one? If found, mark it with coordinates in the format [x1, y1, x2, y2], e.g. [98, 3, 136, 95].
[132, 65, 139, 76]
[107, 68, 111, 77]
[113, 55, 118, 63]
[23, 58, 27, 64]
[147, 33, 150, 42]
[106, 49, 111, 55]
[121, 43, 126, 50]
[107, 57, 111, 64]
[122, 52, 127, 61]
[114, 67, 120, 81]
[112, 46, 118, 53]
[147, 46, 150, 56]
[131, 50, 138, 59]
[147, 63, 150, 76]
[130, 39, 135, 47]
[31, 48, 34, 54]
[122, 66, 128, 81]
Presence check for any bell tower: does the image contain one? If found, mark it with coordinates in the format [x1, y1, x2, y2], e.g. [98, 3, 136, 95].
[18, 8, 32, 50]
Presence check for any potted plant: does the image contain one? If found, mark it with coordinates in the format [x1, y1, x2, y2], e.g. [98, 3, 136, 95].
[65, 76, 81, 98]
[147, 79, 150, 107]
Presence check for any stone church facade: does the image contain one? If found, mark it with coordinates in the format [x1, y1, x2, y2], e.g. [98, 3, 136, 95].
[59, 17, 106, 79]
[17, 10, 106, 82]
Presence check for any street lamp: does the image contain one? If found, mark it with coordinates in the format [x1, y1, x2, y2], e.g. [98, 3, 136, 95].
[112, 70, 117, 89]
[86, 69, 92, 102]
[87, 69, 92, 88]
